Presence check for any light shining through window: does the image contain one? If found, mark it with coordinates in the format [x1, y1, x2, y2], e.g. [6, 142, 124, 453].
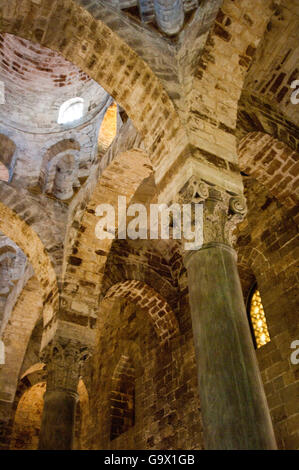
[250, 289, 270, 348]
[58, 97, 84, 125]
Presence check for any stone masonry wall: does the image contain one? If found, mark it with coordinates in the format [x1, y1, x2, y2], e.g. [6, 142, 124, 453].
[86, 297, 203, 450]
[237, 179, 299, 450]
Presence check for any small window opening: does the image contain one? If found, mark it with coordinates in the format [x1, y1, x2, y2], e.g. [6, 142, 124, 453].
[58, 97, 84, 125]
[247, 284, 270, 349]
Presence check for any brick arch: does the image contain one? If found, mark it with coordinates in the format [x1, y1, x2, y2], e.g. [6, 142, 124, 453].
[39, 138, 80, 191]
[8, 365, 88, 450]
[110, 340, 144, 380]
[237, 245, 271, 280]
[0, 245, 16, 256]
[61, 148, 153, 325]
[102, 258, 178, 313]
[0, 133, 16, 180]
[239, 132, 299, 209]
[10, 381, 46, 450]
[0, 200, 58, 327]
[0, 182, 64, 277]
[13, 364, 47, 407]
[94, 338, 143, 446]
[0, 276, 43, 406]
[0, 0, 183, 172]
[52, 153, 76, 200]
[0, 1, 278, 183]
[104, 280, 179, 342]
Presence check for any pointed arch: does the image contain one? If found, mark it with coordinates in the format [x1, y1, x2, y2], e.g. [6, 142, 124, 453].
[104, 280, 179, 342]
[0, 133, 16, 181]
[0, 201, 58, 327]
[8, 366, 88, 450]
[39, 139, 80, 192]
[0, 277, 43, 405]
[110, 354, 135, 441]
[239, 132, 299, 209]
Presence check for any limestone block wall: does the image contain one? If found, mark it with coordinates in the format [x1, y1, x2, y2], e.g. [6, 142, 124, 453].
[237, 179, 299, 450]
[86, 297, 203, 450]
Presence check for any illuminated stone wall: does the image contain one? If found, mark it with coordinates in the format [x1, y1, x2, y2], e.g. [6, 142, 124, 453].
[237, 179, 299, 450]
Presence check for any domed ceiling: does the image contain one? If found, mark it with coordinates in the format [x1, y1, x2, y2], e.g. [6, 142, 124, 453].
[0, 33, 110, 133]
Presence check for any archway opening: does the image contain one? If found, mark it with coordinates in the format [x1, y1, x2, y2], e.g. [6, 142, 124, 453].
[10, 382, 45, 450]
[110, 355, 135, 441]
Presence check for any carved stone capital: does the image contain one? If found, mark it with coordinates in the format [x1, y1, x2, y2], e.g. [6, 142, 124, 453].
[40, 338, 90, 393]
[204, 188, 247, 247]
[176, 177, 247, 248]
[177, 176, 210, 204]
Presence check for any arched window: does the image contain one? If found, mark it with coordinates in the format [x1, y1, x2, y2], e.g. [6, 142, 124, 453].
[0, 247, 17, 296]
[110, 355, 135, 441]
[39, 139, 80, 194]
[52, 153, 76, 200]
[58, 97, 84, 125]
[247, 284, 270, 349]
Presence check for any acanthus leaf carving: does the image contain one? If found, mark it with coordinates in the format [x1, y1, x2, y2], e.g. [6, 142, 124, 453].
[41, 338, 90, 393]
[176, 177, 247, 248]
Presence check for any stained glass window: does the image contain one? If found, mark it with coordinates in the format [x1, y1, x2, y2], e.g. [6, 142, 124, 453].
[249, 288, 270, 348]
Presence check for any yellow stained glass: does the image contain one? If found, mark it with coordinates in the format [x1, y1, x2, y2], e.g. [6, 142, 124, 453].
[250, 289, 270, 348]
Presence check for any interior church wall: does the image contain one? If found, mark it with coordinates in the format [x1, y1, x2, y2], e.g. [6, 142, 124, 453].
[85, 298, 203, 450]
[237, 179, 299, 449]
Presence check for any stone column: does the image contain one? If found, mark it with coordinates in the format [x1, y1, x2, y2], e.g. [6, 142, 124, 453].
[38, 339, 87, 450]
[181, 181, 277, 450]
